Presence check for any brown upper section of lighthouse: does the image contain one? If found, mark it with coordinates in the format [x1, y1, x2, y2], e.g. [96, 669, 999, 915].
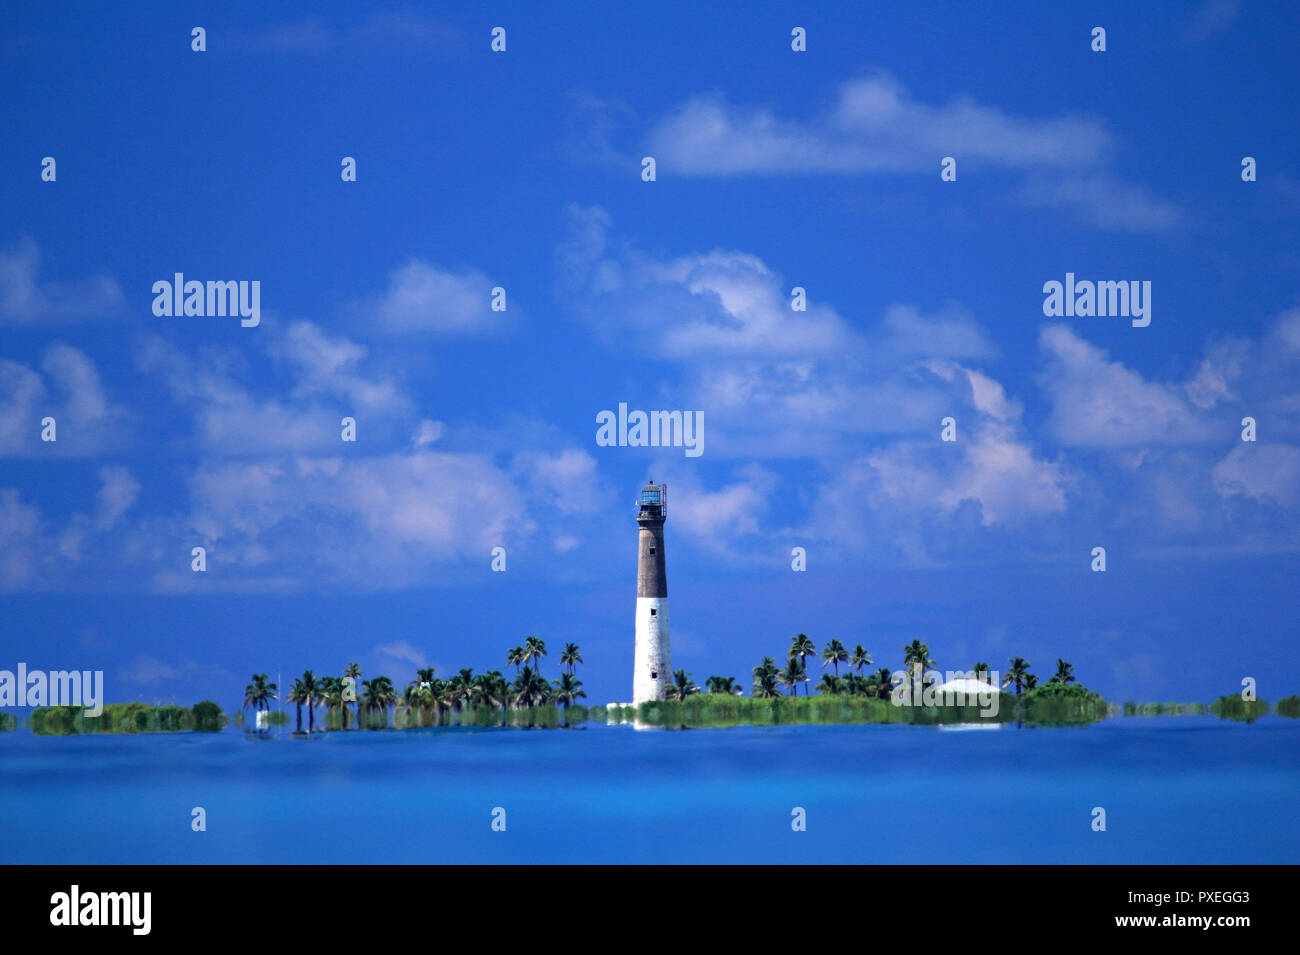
[637, 482, 667, 598]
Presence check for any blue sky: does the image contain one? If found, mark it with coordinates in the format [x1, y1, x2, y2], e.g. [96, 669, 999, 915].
[2, 1, 1298, 709]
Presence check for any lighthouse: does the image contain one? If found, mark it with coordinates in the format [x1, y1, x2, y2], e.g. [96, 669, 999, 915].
[633, 481, 670, 703]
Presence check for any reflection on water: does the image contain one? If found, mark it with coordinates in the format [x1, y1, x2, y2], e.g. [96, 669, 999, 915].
[1, 717, 1297, 864]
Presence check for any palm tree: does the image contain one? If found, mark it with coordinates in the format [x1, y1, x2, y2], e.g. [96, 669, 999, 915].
[664, 669, 699, 701]
[509, 666, 544, 709]
[477, 670, 509, 718]
[778, 656, 804, 697]
[344, 663, 362, 729]
[559, 642, 583, 674]
[318, 675, 342, 729]
[870, 667, 895, 700]
[705, 675, 740, 695]
[821, 639, 849, 676]
[361, 676, 397, 728]
[298, 670, 319, 732]
[506, 646, 524, 675]
[286, 678, 306, 732]
[447, 668, 475, 712]
[789, 634, 816, 694]
[850, 644, 873, 674]
[428, 679, 452, 723]
[752, 658, 781, 698]
[903, 640, 936, 697]
[523, 635, 547, 673]
[816, 673, 844, 695]
[972, 661, 991, 683]
[1049, 659, 1076, 685]
[243, 674, 278, 721]
[402, 681, 430, 727]
[415, 667, 436, 686]
[1002, 657, 1031, 695]
[1024, 673, 1039, 691]
[552, 672, 587, 713]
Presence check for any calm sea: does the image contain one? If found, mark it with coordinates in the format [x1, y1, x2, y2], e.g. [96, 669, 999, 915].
[2, 717, 1297, 864]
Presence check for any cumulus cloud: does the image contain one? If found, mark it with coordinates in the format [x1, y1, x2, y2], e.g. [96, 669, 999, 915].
[647, 73, 1110, 175]
[1038, 326, 1217, 447]
[514, 449, 611, 514]
[411, 419, 444, 449]
[1213, 444, 1300, 508]
[634, 73, 1179, 232]
[649, 464, 777, 556]
[349, 260, 508, 336]
[135, 323, 409, 454]
[0, 344, 122, 456]
[560, 206, 1005, 457]
[0, 237, 125, 325]
[178, 451, 533, 589]
[0, 489, 43, 588]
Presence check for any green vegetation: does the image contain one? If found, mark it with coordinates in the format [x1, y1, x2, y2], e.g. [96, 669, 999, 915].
[394, 702, 594, 729]
[191, 700, 226, 731]
[1210, 695, 1270, 723]
[1120, 701, 1211, 716]
[1277, 695, 1300, 719]
[609, 692, 1010, 728]
[247, 638, 591, 733]
[30, 702, 211, 735]
[1015, 682, 1108, 724]
[0, 712, 17, 732]
[608, 682, 1110, 728]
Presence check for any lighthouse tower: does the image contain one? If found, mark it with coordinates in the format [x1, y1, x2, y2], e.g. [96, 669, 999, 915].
[633, 481, 670, 703]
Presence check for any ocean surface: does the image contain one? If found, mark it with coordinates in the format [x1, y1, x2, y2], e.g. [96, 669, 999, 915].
[2, 717, 1297, 864]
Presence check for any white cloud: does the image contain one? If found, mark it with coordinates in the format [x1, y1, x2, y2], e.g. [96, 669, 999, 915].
[1213, 445, 1300, 508]
[180, 451, 533, 589]
[351, 260, 507, 336]
[94, 465, 140, 530]
[273, 320, 407, 412]
[135, 324, 410, 454]
[1184, 339, 1249, 409]
[562, 208, 1007, 457]
[650, 464, 777, 555]
[0, 489, 42, 588]
[0, 237, 125, 324]
[647, 73, 1110, 175]
[514, 449, 611, 514]
[1039, 326, 1216, 446]
[638, 74, 1179, 232]
[412, 419, 444, 449]
[373, 641, 428, 671]
[1018, 173, 1185, 233]
[0, 344, 122, 457]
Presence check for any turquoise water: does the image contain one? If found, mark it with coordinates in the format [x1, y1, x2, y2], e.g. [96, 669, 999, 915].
[1, 717, 1297, 863]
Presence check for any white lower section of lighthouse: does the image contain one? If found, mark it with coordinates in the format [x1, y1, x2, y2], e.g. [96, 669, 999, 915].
[633, 597, 670, 703]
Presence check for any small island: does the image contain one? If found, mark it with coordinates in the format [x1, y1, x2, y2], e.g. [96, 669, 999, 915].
[13, 634, 1295, 735]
